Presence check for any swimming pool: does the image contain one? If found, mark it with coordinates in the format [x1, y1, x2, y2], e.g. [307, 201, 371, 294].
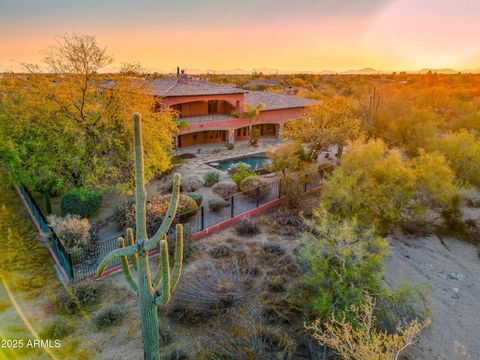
[208, 153, 271, 172]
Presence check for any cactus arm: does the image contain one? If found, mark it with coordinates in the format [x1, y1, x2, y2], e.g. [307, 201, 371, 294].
[152, 235, 167, 288]
[133, 113, 147, 243]
[154, 240, 171, 305]
[170, 224, 183, 290]
[96, 245, 137, 276]
[145, 173, 181, 251]
[118, 237, 139, 295]
[126, 228, 138, 271]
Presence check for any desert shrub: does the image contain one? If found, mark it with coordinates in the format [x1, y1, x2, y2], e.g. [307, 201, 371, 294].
[159, 326, 173, 345]
[168, 261, 251, 322]
[306, 295, 428, 360]
[181, 175, 203, 192]
[186, 192, 203, 206]
[301, 210, 388, 322]
[441, 193, 463, 230]
[267, 275, 286, 292]
[93, 305, 124, 329]
[60, 187, 102, 218]
[320, 139, 415, 233]
[167, 194, 199, 220]
[111, 198, 135, 230]
[198, 307, 296, 360]
[56, 281, 99, 314]
[209, 244, 232, 258]
[261, 243, 286, 257]
[238, 176, 269, 197]
[212, 180, 237, 198]
[231, 163, 257, 184]
[203, 171, 221, 187]
[279, 173, 306, 208]
[426, 129, 480, 188]
[208, 198, 230, 212]
[47, 214, 91, 251]
[39, 317, 72, 340]
[178, 153, 196, 159]
[163, 349, 188, 360]
[409, 150, 456, 206]
[235, 218, 260, 235]
[272, 209, 306, 230]
[226, 143, 234, 150]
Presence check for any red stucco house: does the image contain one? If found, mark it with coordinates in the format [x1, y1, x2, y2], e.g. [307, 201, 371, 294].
[148, 72, 316, 148]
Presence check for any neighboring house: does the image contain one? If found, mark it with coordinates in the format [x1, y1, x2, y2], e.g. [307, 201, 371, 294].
[149, 71, 317, 148]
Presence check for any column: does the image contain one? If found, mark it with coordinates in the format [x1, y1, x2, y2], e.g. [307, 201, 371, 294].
[228, 129, 235, 144]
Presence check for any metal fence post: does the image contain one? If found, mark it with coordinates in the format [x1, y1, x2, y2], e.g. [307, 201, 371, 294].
[230, 195, 235, 218]
[278, 180, 282, 198]
[201, 205, 205, 230]
[256, 187, 260, 207]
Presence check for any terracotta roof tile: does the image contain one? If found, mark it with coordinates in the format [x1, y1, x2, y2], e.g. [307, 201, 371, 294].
[245, 91, 318, 111]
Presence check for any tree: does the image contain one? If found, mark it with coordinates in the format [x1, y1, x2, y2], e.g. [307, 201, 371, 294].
[97, 114, 184, 360]
[284, 97, 360, 162]
[301, 210, 388, 321]
[320, 138, 416, 232]
[306, 295, 428, 360]
[425, 130, 480, 188]
[0, 33, 176, 199]
[243, 103, 265, 145]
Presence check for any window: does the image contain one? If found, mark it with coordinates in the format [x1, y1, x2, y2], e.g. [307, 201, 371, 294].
[242, 127, 247, 136]
[192, 133, 197, 140]
[237, 129, 241, 136]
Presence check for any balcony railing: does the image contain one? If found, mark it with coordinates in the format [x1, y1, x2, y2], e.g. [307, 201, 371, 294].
[178, 113, 235, 124]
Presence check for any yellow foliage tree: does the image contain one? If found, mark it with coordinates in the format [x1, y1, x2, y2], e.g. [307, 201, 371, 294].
[284, 97, 360, 161]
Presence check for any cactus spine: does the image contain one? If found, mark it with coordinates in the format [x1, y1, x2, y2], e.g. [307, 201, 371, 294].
[97, 113, 183, 360]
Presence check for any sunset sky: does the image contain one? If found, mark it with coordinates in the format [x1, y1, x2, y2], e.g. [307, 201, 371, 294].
[1, 0, 479, 73]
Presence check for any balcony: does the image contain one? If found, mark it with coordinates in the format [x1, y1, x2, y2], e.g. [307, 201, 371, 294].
[178, 113, 235, 124]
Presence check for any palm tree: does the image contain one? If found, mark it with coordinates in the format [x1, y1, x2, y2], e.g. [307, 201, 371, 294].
[244, 103, 265, 145]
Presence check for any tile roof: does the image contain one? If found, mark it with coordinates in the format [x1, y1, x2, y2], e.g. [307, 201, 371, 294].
[244, 91, 318, 111]
[146, 77, 245, 97]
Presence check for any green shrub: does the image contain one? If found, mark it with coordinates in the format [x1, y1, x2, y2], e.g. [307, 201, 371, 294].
[231, 163, 257, 185]
[203, 171, 221, 187]
[93, 305, 124, 329]
[166, 194, 199, 220]
[212, 180, 237, 199]
[39, 317, 72, 340]
[226, 143, 234, 150]
[61, 187, 102, 218]
[163, 349, 188, 360]
[208, 198, 230, 212]
[239, 176, 269, 197]
[56, 281, 99, 314]
[441, 193, 463, 230]
[186, 192, 203, 206]
[301, 210, 388, 322]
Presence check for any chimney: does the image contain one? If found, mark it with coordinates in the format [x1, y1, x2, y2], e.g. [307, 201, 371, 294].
[178, 69, 188, 84]
[176, 66, 180, 77]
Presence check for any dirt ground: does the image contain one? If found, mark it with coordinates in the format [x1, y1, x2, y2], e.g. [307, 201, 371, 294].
[384, 233, 480, 360]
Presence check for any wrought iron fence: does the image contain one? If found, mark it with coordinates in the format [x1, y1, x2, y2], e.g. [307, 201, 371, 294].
[17, 185, 74, 281]
[20, 165, 334, 282]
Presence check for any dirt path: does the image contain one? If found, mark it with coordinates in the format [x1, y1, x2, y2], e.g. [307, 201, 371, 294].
[384, 234, 480, 360]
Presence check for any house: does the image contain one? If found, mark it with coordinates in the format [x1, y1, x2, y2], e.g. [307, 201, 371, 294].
[149, 71, 317, 148]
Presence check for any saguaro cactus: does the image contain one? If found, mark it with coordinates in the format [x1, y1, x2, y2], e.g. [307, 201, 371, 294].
[97, 113, 183, 360]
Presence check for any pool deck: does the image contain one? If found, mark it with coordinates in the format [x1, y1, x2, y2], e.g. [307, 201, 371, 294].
[174, 137, 283, 179]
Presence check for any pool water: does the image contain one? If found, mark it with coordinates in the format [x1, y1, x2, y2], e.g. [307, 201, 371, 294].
[209, 153, 271, 172]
